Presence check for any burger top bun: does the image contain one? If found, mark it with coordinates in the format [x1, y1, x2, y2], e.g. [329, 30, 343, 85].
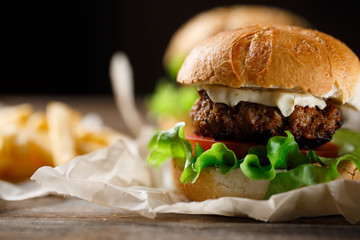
[164, 5, 311, 68]
[177, 24, 360, 110]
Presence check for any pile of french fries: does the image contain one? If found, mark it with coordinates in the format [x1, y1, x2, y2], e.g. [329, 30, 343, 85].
[0, 102, 122, 182]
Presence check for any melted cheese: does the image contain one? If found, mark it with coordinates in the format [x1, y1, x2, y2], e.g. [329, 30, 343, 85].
[199, 85, 326, 117]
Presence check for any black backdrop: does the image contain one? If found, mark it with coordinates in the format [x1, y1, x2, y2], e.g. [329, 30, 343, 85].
[1, 0, 359, 96]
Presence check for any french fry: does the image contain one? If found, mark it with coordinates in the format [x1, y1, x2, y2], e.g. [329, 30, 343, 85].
[0, 104, 33, 127]
[74, 125, 122, 155]
[0, 101, 123, 182]
[27, 116, 52, 160]
[0, 126, 53, 182]
[46, 102, 79, 166]
[0, 104, 45, 182]
[26, 111, 48, 131]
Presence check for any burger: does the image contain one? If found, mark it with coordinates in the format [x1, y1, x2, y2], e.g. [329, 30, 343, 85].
[147, 24, 360, 201]
[163, 5, 310, 78]
[148, 5, 311, 131]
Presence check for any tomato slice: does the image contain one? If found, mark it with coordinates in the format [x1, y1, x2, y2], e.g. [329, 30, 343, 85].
[185, 134, 258, 159]
[300, 142, 339, 158]
[185, 134, 339, 159]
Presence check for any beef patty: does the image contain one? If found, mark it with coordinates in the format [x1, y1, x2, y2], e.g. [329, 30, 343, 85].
[190, 90, 343, 149]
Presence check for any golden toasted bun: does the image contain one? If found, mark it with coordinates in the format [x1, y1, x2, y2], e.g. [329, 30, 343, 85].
[177, 24, 360, 109]
[164, 5, 310, 68]
[171, 158, 270, 201]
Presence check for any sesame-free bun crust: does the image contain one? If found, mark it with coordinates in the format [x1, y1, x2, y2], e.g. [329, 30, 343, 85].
[164, 5, 310, 68]
[171, 158, 270, 201]
[177, 24, 360, 107]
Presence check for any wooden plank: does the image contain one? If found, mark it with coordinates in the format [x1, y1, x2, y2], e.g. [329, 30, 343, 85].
[1, 197, 360, 240]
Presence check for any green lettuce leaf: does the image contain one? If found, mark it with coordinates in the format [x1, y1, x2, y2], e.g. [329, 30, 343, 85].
[147, 122, 191, 167]
[241, 153, 275, 180]
[185, 143, 239, 183]
[180, 143, 204, 183]
[146, 80, 198, 119]
[267, 131, 311, 169]
[264, 164, 337, 199]
[166, 55, 186, 80]
[265, 152, 360, 199]
[332, 128, 360, 155]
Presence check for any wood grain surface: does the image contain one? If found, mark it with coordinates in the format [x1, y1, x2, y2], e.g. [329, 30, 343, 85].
[1, 196, 360, 240]
[1, 95, 360, 240]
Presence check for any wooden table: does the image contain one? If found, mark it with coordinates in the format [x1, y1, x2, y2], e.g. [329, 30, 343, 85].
[1, 95, 360, 240]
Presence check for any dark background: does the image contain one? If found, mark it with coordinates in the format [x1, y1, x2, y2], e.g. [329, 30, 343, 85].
[1, 1, 359, 96]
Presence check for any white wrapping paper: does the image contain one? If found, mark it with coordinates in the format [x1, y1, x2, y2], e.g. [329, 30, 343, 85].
[0, 180, 50, 201]
[28, 135, 360, 223]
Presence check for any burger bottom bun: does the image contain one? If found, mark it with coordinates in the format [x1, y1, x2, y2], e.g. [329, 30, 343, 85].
[171, 159, 360, 201]
[171, 158, 270, 201]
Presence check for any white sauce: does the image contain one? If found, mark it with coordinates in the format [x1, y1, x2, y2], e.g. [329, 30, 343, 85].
[198, 85, 327, 117]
